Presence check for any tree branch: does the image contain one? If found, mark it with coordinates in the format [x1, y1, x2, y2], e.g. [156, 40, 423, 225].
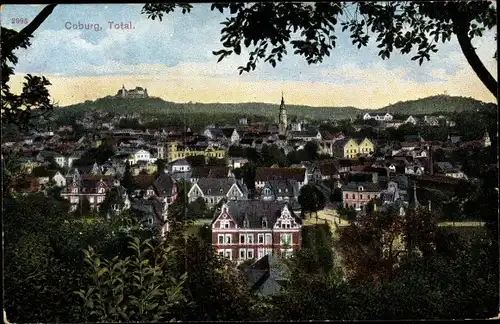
[455, 23, 498, 99]
[4, 4, 57, 54]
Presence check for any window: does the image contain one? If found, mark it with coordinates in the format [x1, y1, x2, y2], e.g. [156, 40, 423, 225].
[262, 220, 267, 228]
[72, 188, 78, 193]
[352, 194, 355, 199]
[147, 217, 153, 225]
[368, 195, 371, 199]
[247, 249, 254, 259]
[207, 189, 211, 194]
[220, 221, 230, 229]
[240, 234, 246, 244]
[89, 197, 95, 203]
[225, 234, 232, 244]
[280, 233, 292, 246]
[239, 248, 246, 260]
[345, 194, 348, 199]
[218, 234, 224, 244]
[247, 234, 254, 244]
[219, 188, 223, 193]
[258, 248, 265, 259]
[218, 250, 224, 256]
[281, 220, 291, 229]
[360, 194, 363, 199]
[265, 233, 272, 244]
[258, 234, 264, 244]
[224, 250, 232, 260]
[97, 196, 104, 203]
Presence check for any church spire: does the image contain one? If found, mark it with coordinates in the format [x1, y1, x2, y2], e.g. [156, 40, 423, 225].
[278, 91, 287, 135]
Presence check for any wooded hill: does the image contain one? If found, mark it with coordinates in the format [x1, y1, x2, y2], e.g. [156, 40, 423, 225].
[54, 94, 495, 123]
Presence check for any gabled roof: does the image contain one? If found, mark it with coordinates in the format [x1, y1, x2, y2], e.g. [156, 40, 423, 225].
[191, 166, 230, 179]
[194, 178, 237, 195]
[222, 200, 302, 228]
[263, 179, 300, 197]
[220, 128, 236, 138]
[244, 254, 289, 296]
[153, 173, 176, 196]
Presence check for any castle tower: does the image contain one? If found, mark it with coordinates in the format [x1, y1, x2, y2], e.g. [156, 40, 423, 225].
[278, 92, 288, 135]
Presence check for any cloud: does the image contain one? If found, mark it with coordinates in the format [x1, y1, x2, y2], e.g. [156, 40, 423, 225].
[6, 4, 497, 110]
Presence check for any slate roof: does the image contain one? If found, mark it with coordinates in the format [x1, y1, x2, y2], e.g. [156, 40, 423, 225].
[191, 166, 230, 179]
[289, 129, 319, 137]
[170, 171, 192, 182]
[255, 167, 306, 183]
[244, 254, 289, 296]
[342, 181, 380, 192]
[315, 161, 339, 176]
[130, 197, 166, 224]
[195, 178, 238, 195]
[263, 179, 300, 198]
[153, 173, 176, 196]
[171, 158, 190, 166]
[435, 161, 455, 172]
[223, 200, 302, 228]
[332, 138, 350, 149]
[131, 173, 176, 196]
[221, 128, 236, 138]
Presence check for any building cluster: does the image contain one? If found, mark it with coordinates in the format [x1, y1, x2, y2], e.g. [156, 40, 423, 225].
[2, 91, 492, 270]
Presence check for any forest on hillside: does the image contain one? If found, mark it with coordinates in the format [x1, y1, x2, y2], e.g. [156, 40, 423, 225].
[52, 95, 495, 124]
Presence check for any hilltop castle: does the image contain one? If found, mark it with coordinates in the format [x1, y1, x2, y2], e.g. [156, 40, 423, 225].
[115, 85, 149, 98]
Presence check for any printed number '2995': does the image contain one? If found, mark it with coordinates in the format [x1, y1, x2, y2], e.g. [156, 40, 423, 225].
[12, 18, 29, 24]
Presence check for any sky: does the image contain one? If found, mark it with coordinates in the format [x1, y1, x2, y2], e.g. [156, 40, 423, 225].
[1, 3, 498, 109]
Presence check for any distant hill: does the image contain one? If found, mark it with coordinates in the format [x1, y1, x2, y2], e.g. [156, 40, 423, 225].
[374, 95, 496, 115]
[54, 94, 495, 123]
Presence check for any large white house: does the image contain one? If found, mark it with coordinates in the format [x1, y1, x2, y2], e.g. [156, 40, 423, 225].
[363, 113, 394, 121]
[128, 149, 156, 165]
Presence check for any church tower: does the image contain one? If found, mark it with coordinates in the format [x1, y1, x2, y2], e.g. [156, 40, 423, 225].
[278, 92, 288, 135]
[483, 129, 491, 148]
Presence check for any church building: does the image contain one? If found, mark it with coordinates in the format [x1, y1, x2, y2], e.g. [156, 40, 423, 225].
[278, 92, 288, 135]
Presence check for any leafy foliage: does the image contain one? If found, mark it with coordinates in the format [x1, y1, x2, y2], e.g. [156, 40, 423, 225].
[75, 238, 187, 322]
[1, 5, 58, 129]
[298, 184, 326, 219]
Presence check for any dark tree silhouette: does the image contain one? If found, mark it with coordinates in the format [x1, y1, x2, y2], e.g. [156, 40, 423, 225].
[298, 184, 326, 221]
[1, 5, 58, 129]
[144, 2, 497, 97]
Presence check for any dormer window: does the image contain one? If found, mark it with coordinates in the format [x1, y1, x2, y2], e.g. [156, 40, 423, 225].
[262, 219, 268, 228]
[219, 188, 223, 194]
[243, 220, 249, 228]
[208, 189, 212, 194]
[358, 186, 364, 191]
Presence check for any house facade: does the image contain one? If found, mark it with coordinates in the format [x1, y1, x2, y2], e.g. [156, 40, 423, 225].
[211, 201, 303, 264]
[60, 173, 114, 212]
[167, 142, 225, 163]
[342, 181, 381, 211]
[333, 138, 375, 159]
[187, 178, 248, 207]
